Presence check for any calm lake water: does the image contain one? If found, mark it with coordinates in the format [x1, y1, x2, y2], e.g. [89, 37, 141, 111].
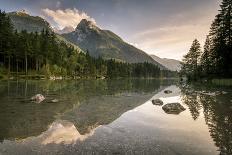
[0, 79, 231, 155]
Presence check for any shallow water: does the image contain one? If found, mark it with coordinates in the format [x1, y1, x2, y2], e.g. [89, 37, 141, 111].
[0, 79, 231, 155]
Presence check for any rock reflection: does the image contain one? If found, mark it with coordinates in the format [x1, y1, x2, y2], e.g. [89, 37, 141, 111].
[180, 84, 232, 155]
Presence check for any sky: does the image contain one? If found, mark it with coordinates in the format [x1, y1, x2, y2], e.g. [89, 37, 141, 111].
[0, 0, 220, 60]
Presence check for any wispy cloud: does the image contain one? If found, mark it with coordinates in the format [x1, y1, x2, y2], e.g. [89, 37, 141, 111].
[131, 21, 211, 60]
[42, 8, 96, 29]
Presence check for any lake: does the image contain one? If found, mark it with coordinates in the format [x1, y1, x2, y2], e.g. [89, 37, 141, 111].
[0, 79, 231, 155]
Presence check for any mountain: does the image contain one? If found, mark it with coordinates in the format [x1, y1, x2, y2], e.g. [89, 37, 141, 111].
[62, 19, 166, 69]
[7, 10, 83, 52]
[7, 11, 168, 70]
[7, 10, 52, 32]
[54, 26, 75, 34]
[150, 55, 181, 71]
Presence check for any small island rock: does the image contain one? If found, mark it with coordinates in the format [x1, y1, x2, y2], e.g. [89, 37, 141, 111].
[164, 90, 172, 94]
[31, 94, 45, 103]
[162, 103, 185, 115]
[152, 99, 164, 106]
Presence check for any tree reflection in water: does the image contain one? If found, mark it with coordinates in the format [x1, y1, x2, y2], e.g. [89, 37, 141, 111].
[0, 79, 170, 142]
[180, 84, 232, 155]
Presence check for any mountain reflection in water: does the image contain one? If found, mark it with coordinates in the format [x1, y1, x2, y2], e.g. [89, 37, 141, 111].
[0, 80, 231, 155]
[41, 120, 95, 145]
[0, 79, 167, 141]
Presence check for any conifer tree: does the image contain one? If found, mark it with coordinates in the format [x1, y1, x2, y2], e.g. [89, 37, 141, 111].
[200, 36, 212, 76]
[181, 39, 201, 80]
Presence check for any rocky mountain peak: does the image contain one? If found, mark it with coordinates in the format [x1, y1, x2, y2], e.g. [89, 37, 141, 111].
[75, 19, 98, 31]
[15, 9, 29, 16]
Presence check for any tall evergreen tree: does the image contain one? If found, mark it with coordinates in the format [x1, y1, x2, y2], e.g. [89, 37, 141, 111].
[200, 36, 212, 76]
[208, 0, 232, 77]
[181, 39, 201, 80]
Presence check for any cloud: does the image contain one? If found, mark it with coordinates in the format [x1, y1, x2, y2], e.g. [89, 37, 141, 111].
[42, 8, 96, 29]
[131, 20, 212, 60]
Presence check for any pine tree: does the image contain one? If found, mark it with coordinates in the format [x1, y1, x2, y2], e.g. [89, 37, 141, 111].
[0, 10, 14, 75]
[181, 39, 201, 80]
[200, 36, 212, 76]
[207, 0, 232, 77]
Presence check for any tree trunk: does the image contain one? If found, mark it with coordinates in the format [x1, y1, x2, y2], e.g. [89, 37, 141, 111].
[36, 58, 39, 72]
[8, 56, 10, 76]
[25, 53, 28, 75]
[16, 60, 19, 77]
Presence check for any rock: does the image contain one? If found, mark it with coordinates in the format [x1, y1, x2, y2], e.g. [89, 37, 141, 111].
[152, 99, 164, 106]
[51, 99, 59, 103]
[49, 76, 63, 80]
[31, 94, 45, 103]
[162, 103, 186, 115]
[164, 90, 172, 94]
[200, 91, 217, 96]
[221, 91, 228, 95]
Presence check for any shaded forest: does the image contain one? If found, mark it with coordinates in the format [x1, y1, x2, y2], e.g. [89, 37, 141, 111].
[181, 0, 232, 81]
[0, 10, 175, 79]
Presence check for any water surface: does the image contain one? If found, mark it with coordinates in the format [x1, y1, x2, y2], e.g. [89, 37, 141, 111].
[0, 79, 231, 155]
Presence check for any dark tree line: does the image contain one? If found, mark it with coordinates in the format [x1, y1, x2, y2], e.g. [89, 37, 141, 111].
[0, 10, 175, 79]
[181, 0, 232, 80]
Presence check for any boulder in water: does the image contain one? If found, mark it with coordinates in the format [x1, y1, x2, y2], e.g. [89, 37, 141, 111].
[152, 99, 164, 106]
[31, 94, 45, 103]
[162, 103, 185, 115]
[51, 99, 59, 103]
[164, 90, 172, 94]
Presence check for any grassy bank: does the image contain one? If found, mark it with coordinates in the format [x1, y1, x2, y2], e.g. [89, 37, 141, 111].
[211, 79, 232, 86]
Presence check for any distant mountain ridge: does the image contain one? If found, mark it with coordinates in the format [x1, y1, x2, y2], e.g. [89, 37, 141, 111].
[62, 19, 166, 69]
[7, 11, 170, 70]
[150, 55, 181, 71]
[7, 10, 52, 33]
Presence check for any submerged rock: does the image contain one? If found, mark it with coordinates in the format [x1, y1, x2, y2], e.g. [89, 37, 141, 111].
[162, 103, 185, 115]
[51, 99, 59, 103]
[200, 91, 219, 96]
[152, 99, 164, 106]
[31, 94, 45, 103]
[164, 90, 172, 94]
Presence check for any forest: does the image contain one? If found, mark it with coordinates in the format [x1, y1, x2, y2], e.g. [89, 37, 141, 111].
[181, 0, 232, 81]
[0, 10, 175, 79]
